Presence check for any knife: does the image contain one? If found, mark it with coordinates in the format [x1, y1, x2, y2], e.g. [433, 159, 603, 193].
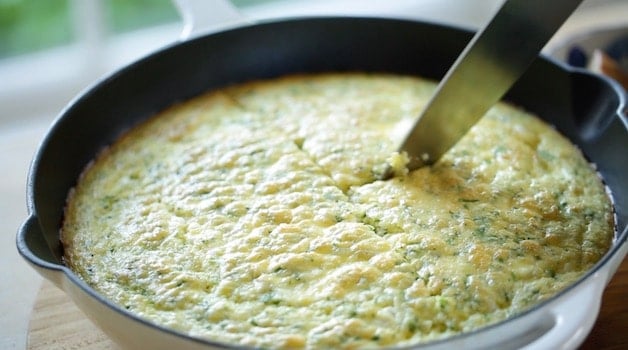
[398, 0, 584, 172]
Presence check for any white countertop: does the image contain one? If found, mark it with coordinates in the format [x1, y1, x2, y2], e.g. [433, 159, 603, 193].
[1, 1, 625, 349]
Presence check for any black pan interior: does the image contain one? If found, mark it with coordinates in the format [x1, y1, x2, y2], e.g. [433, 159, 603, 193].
[28, 17, 627, 264]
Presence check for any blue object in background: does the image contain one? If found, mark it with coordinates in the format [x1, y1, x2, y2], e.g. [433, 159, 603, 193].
[567, 45, 588, 67]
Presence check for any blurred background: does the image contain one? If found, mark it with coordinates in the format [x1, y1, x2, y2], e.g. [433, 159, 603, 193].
[1, 0, 625, 131]
[0, 0, 625, 349]
[0, 0, 505, 129]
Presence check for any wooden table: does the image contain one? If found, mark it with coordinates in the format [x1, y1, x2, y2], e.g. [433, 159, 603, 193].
[28, 257, 627, 349]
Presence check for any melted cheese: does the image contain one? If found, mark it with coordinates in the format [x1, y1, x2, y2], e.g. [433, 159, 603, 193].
[62, 73, 614, 349]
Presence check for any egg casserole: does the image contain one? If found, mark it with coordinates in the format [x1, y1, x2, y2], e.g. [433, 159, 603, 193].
[62, 73, 614, 349]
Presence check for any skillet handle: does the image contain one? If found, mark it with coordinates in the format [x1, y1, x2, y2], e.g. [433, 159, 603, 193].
[173, 0, 248, 39]
[519, 269, 608, 350]
[16, 215, 65, 288]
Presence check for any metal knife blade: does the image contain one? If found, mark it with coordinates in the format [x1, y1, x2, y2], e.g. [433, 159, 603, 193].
[399, 0, 584, 172]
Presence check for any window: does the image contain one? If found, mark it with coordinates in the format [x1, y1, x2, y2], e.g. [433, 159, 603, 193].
[0, 0, 281, 60]
[0, 0, 182, 60]
[0, 1, 274, 126]
[0, 0, 73, 58]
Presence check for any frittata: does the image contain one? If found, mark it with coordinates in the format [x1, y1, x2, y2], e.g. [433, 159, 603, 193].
[62, 73, 614, 349]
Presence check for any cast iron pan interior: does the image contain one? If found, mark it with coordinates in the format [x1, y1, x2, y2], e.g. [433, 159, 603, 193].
[25, 16, 628, 298]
